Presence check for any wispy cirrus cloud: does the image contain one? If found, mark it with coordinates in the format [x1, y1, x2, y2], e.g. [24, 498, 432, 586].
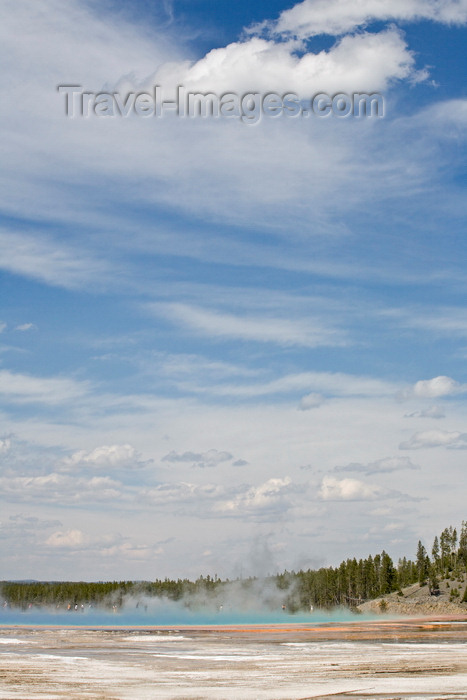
[176, 370, 398, 399]
[0, 369, 91, 405]
[385, 307, 467, 339]
[152, 302, 348, 348]
[0, 230, 114, 291]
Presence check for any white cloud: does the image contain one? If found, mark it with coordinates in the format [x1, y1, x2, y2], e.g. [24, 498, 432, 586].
[46, 529, 85, 548]
[62, 444, 146, 471]
[214, 478, 296, 518]
[14, 323, 37, 332]
[399, 429, 467, 450]
[334, 456, 419, 475]
[271, 0, 467, 38]
[397, 375, 467, 401]
[0, 322, 6, 333]
[139, 477, 301, 521]
[298, 392, 325, 410]
[319, 476, 390, 501]
[151, 28, 418, 96]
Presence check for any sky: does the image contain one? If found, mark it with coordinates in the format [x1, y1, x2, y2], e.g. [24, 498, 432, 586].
[0, 0, 467, 582]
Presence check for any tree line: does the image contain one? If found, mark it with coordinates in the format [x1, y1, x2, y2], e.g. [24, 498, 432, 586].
[2, 522, 466, 611]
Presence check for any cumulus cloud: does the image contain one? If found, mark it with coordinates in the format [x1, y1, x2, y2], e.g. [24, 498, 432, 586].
[214, 477, 296, 518]
[399, 429, 467, 450]
[298, 392, 324, 410]
[398, 375, 466, 400]
[404, 405, 446, 419]
[142, 477, 301, 521]
[161, 449, 234, 468]
[319, 476, 392, 501]
[46, 528, 85, 548]
[148, 27, 418, 97]
[334, 456, 419, 475]
[62, 444, 147, 471]
[269, 0, 467, 39]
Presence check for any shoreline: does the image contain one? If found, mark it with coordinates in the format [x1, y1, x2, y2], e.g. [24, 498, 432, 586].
[2, 612, 467, 630]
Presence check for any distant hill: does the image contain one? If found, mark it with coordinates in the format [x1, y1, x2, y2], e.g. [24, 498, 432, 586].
[358, 572, 467, 616]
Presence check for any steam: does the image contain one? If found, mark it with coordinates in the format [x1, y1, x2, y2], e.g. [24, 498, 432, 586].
[0, 574, 366, 626]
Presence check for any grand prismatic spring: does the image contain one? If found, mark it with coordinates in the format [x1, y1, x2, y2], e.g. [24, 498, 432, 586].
[1, 604, 467, 699]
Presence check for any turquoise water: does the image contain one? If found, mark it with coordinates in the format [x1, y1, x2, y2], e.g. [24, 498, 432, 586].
[0, 605, 361, 627]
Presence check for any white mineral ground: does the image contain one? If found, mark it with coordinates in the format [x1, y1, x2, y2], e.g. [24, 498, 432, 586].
[1, 617, 467, 699]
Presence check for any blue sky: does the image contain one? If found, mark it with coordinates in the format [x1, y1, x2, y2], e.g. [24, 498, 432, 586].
[1, 0, 467, 581]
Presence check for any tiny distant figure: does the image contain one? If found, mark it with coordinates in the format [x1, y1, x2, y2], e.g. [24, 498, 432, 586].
[310, 605, 314, 613]
[80, 604, 84, 612]
[282, 604, 286, 611]
[74, 604, 78, 611]
[218, 605, 223, 612]
[67, 603, 72, 611]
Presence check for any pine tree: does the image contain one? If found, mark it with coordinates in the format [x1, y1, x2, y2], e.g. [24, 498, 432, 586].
[432, 536, 440, 572]
[458, 521, 467, 565]
[416, 540, 428, 585]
